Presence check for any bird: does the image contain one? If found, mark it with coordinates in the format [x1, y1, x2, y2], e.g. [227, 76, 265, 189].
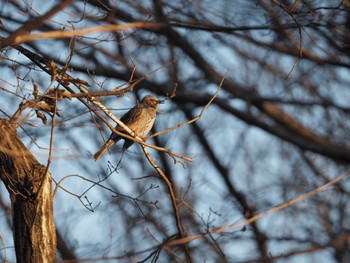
[94, 95, 163, 160]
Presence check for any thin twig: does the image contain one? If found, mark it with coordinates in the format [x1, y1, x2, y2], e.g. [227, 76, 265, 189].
[141, 144, 192, 262]
[37, 37, 76, 196]
[271, 0, 303, 80]
[147, 70, 228, 140]
[53, 173, 158, 211]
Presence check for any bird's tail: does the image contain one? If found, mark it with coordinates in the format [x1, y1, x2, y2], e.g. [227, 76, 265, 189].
[94, 139, 117, 161]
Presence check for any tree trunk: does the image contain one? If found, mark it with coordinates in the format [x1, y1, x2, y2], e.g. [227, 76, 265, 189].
[0, 119, 56, 262]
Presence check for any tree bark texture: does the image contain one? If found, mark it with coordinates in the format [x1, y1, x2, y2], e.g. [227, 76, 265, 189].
[0, 119, 56, 263]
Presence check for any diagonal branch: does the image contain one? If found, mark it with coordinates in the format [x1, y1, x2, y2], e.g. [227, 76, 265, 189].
[0, 0, 75, 49]
[6, 22, 165, 46]
[165, 171, 348, 247]
[11, 45, 191, 162]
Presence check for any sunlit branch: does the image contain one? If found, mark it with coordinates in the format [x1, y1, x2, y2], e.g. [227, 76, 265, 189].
[165, 172, 348, 247]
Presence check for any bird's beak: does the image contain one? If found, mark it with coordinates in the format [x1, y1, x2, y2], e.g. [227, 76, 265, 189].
[157, 100, 165, 104]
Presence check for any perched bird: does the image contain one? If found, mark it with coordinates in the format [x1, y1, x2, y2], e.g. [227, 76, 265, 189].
[94, 95, 163, 160]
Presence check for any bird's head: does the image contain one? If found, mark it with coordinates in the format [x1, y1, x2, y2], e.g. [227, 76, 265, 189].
[142, 95, 164, 109]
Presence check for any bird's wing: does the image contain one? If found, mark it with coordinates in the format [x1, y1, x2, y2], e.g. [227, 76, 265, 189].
[117, 105, 142, 131]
